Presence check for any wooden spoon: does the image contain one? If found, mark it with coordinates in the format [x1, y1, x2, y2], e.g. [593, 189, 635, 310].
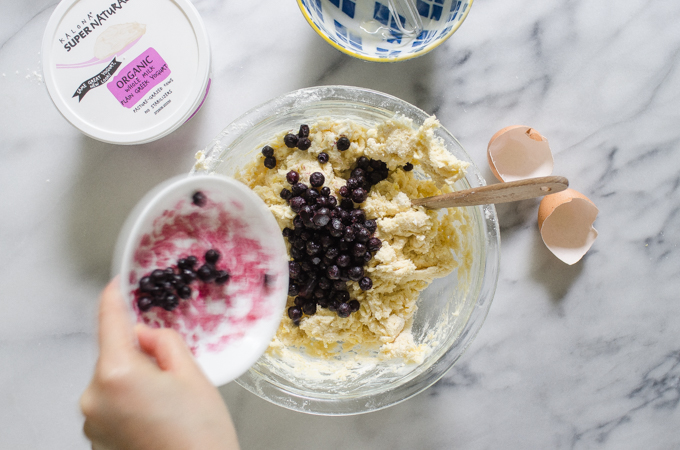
[411, 176, 569, 209]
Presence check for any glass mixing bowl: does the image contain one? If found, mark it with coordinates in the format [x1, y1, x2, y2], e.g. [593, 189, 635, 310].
[191, 85, 499, 415]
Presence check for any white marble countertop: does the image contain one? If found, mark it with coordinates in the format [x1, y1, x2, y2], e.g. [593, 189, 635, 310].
[1, 0, 679, 448]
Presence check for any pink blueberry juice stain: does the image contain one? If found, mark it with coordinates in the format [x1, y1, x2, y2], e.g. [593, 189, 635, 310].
[129, 191, 277, 355]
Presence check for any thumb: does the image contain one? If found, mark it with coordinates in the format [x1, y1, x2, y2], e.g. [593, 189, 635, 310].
[135, 324, 199, 375]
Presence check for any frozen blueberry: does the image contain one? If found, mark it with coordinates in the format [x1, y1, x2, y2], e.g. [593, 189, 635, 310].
[298, 124, 310, 138]
[370, 159, 386, 170]
[340, 198, 354, 210]
[192, 191, 207, 207]
[336, 254, 351, 268]
[289, 197, 306, 213]
[339, 186, 350, 198]
[261, 145, 274, 157]
[313, 212, 330, 227]
[356, 156, 370, 169]
[329, 218, 344, 237]
[352, 243, 367, 257]
[308, 187, 321, 201]
[306, 241, 321, 256]
[325, 247, 339, 260]
[320, 235, 334, 248]
[348, 299, 361, 312]
[309, 172, 325, 188]
[367, 237, 382, 252]
[351, 167, 365, 179]
[297, 137, 311, 150]
[370, 171, 384, 185]
[177, 285, 192, 299]
[137, 296, 153, 312]
[205, 249, 220, 264]
[289, 261, 302, 279]
[359, 277, 373, 291]
[318, 277, 332, 290]
[327, 265, 341, 280]
[288, 306, 303, 321]
[347, 178, 360, 191]
[318, 152, 329, 164]
[263, 274, 274, 287]
[162, 294, 179, 311]
[334, 290, 349, 303]
[170, 274, 184, 286]
[403, 162, 414, 171]
[288, 283, 299, 297]
[139, 276, 154, 292]
[336, 136, 350, 151]
[215, 270, 230, 284]
[355, 227, 371, 243]
[302, 301, 317, 315]
[197, 264, 215, 282]
[150, 269, 166, 283]
[293, 238, 306, 250]
[364, 219, 377, 234]
[348, 266, 364, 281]
[301, 231, 313, 242]
[320, 186, 331, 197]
[284, 133, 299, 148]
[286, 170, 300, 185]
[280, 188, 292, 200]
[186, 256, 198, 267]
[299, 278, 318, 299]
[181, 269, 197, 284]
[291, 182, 308, 196]
[337, 302, 351, 318]
[317, 296, 329, 308]
[351, 209, 365, 223]
[351, 188, 367, 203]
[159, 278, 174, 293]
[178, 257, 195, 270]
[264, 156, 277, 169]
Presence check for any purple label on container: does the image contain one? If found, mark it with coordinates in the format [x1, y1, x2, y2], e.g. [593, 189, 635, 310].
[107, 47, 170, 108]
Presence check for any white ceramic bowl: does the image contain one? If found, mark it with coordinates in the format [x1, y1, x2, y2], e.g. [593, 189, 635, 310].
[112, 174, 289, 386]
[297, 0, 473, 61]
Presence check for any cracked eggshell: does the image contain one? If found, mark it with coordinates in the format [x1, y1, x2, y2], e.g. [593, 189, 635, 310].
[487, 126, 554, 182]
[538, 189, 599, 265]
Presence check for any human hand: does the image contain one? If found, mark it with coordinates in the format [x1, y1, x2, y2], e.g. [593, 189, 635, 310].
[80, 278, 240, 450]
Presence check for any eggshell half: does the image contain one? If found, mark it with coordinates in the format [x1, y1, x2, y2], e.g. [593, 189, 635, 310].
[487, 125, 554, 182]
[538, 189, 598, 265]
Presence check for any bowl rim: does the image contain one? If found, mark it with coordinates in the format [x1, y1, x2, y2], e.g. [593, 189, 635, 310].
[193, 85, 500, 415]
[296, 0, 475, 62]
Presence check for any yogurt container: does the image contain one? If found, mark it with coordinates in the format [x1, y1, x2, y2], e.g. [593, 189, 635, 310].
[42, 0, 211, 144]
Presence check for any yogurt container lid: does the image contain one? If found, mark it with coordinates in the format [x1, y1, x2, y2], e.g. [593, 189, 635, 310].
[42, 0, 211, 145]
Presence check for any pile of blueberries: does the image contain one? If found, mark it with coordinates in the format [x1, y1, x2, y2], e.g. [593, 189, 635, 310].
[135, 249, 229, 312]
[262, 124, 406, 325]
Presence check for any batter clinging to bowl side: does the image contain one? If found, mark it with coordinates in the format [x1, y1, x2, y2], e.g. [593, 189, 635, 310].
[235, 115, 473, 363]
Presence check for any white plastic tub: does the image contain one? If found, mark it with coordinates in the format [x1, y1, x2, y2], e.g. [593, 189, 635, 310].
[42, 0, 211, 144]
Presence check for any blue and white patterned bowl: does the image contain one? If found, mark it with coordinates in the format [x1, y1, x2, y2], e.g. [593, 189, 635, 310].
[298, 0, 473, 61]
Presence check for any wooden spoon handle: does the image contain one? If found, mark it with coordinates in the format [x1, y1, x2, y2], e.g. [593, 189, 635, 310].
[412, 176, 569, 209]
